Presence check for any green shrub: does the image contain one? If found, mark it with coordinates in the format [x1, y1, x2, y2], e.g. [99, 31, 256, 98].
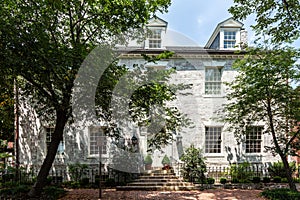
[43, 186, 66, 200]
[261, 188, 300, 200]
[161, 155, 171, 165]
[281, 178, 288, 183]
[220, 178, 227, 184]
[293, 178, 300, 183]
[198, 178, 207, 184]
[268, 161, 296, 178]
[62, 181, 80, 189]
[273, 176, 281, 183]
[68, 162, 88, 182]
[252, 176, 261, 183]
[144, 154, 153, 165]
[231, 177, 239, 183]
[207, 178, 215, 184]
[0, 184, 30, 196]
[79, 177, 90, 187]
[230, 162, 253, 183]
[105, 178, 116, 187]
[180, 145, 206, 183]
[263, 177, 271, 183]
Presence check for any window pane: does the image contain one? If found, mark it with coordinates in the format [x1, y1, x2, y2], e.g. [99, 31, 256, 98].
[46, 127, 64, 154]
[205, 68, 222, 94]
[149, 29, 162, 48]
[224, 31, 236, 48]
[245, 126, 262, 153]
[205, 127, 222, 153]
[89, 126, 107, 155]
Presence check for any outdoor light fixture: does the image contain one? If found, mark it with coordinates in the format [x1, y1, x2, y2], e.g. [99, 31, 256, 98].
[131, 135, 138, 145]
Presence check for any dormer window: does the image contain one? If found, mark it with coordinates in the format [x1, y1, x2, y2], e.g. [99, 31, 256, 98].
[205, 18, 245, 50]
[149, 29, 162, 48]
[224, 31, 236, 48]
[145, 17, 167, 49]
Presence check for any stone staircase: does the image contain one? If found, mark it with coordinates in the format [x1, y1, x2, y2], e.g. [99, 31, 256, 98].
[116, 169, 195, 191]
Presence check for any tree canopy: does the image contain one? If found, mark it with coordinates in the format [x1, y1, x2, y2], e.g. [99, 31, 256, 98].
[0, 0, 172, 196]
[223, 45, 300, 190]
[229, 0, 300, 43]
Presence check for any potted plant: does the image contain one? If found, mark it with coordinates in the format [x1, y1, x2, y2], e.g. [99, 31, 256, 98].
[161, 155, 171, 170]
[144, 154, 153, 170]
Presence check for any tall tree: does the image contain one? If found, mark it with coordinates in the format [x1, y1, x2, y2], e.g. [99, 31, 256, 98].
[228, 0, 300, 191]
[94, 53, 191, 152]
[229, 0, 300, 43]
[223, 45, 300, 191]
[0, 0, 171, 196]
[0, 75, 14, 143]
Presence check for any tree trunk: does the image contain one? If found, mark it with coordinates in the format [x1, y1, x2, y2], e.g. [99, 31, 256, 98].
[280, 155, 297, 191]
[266, 99, 297, 191]
[28, 109, 68, 197]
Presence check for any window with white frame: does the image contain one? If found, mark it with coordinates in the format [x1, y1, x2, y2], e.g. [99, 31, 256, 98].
[245, 126, 262, 153]
[224, 31, 236, 48]
[205, 67, 222, 95]
[89, 126, 107, 156]
[205, 127, 222, 153]
[46, 127, 64, 154]
[149, 29, 162, 48]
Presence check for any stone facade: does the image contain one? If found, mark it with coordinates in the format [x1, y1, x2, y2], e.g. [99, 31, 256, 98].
[18, 17, 280, 171]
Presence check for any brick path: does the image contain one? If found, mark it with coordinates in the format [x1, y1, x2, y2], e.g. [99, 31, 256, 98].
[58, 189, 266, 200]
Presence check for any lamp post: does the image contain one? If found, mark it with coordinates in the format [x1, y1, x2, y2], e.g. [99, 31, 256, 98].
[97, 136, 106, 199]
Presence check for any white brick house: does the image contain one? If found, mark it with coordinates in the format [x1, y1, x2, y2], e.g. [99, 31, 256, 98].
[18, 17, 280, 172]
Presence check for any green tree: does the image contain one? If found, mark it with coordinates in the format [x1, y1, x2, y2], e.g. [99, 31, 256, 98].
[0, 75, 14, 143]
[268, 161, 296, 179]
[180, 144, 206, 183]
[223, 45, 300, 191]
[229, 0, 300, 43]
[94, 52, 191, 152]
[0, 0, 171, 196]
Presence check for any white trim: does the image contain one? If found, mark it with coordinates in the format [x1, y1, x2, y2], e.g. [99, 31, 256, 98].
[205, 18, 243, 49]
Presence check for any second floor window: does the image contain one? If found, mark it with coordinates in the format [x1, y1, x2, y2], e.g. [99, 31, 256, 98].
[205, 67, 222, 95]
[149, 29, 162, 48]
[224, 31, 236, 48]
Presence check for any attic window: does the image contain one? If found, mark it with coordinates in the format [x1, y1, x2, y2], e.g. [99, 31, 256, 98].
[224, 31, 236, 48]
[149, 29, 162, 48]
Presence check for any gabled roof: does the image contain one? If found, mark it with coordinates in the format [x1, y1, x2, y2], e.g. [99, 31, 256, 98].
[205, 17, 243, 48]
[147, 17, 168, 28]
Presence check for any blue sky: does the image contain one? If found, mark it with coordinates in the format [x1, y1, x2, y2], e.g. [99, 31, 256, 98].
[158, 0, 300, 48]
[158, 0, 254, 46]
[157, 1, 299, 87]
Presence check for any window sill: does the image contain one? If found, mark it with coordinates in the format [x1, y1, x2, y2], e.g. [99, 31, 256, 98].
[204, 154, 224, 158]
[244, 153, 262, 155]
[203, 94, 225, 98]
[87, 155, 108, 159]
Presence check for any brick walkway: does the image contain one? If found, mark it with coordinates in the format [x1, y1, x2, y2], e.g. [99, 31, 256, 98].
[58, 189, 266, 200]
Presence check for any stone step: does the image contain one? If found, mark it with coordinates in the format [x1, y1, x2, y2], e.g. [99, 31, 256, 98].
[135, 178, 180, 182]
[142, 172, 175, 175]
[139, 175, 178, 177]
[127, 182, 193, 187]
[142, 170, 174, 174]
[116, 185, 195, 191]
[116, 169, 194, 191]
